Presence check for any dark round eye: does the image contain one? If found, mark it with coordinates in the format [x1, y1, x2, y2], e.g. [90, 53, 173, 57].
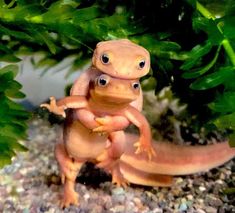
[101, 54, 109, 64]
[98, 78, 107, 86]
[132, 82, 140, 90]
[139, 60, 145, 69]
[97, 75, 109, 87]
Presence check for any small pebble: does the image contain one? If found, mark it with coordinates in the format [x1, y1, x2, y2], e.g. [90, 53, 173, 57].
[175, 177, 183, 184]
[110, 205, 125, 212]
[179, 202, 187, 211]
[22, 208, 30, 213]
[83, 193, 90, 202]
[186, 194, 193, 200]
[199, 186, 206, 192]
[205, 206, 217, 213]
[215, 179, 224, 184]
[197, 209, 206, 213]
[152, 208, 163, 213]
[112, 187, 125, 195]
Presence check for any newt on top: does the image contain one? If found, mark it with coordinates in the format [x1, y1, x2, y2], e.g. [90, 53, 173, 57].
[92, 39, 150, 79]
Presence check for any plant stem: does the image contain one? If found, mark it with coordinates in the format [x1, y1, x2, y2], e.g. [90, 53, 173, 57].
[222, 39, 235, 66]
[196, 1, 215, 20]
[196, 1, 235, 66]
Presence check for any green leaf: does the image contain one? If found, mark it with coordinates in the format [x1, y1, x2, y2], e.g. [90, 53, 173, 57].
[0, 153, 12, 168]
[78, 13, 144, 41]
[37, 1, 75, 24]
[182, 45, 221, 79]
[0, 65, 18, 77]
[180, 41, 212, 71]
[0, 23, 33, 41]
[193, 17, 224, 45]
[221, 16, 235, 40]
[141, 76, 157, 91]
[28, 26, 58, 54]
[6, 80, 22, 91]
[0, 136, 27, 152]
[0, 54, 21, 62]
[209, 92, 235, 113]
[228, 133, 235, 147]
[56, 0, 81, 8]
[73, 6, 102, 23]
[132, 34, 184, 60]
[35, 57, 58, 68]
[190, 66, 235, 90]
[0, 72, 14, 92]
[13, 4, 43, 20]
[223, 71, 235, 90]
[213, 112, 235, 130]
[0, 43, 13, 54]
[5, 90, 25, 99]
[0, 123, 27, 140]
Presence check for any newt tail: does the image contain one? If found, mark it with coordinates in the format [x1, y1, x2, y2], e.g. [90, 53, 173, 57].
[119, 133, 235, 186]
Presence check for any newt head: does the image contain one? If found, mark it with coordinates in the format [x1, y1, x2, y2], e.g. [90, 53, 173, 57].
[92, 39, 150, 80]
[89, 74, 140, 105]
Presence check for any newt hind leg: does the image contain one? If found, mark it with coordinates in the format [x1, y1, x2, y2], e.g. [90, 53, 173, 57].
[111, 161, 129, 188]
[96, 131, 129, 187]
[96, 154, 129, 188]
[55, 143, 84, 208]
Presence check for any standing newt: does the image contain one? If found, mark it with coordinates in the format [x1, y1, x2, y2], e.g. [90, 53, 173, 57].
[41, 73, 155, 207]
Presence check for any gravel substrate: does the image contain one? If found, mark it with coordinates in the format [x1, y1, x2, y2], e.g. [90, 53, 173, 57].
[0, 118, 234, 213]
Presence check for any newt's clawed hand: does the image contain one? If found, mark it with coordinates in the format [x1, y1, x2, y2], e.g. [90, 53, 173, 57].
[134, 138, 156, 160]
[93, 116, 115, 133]
[40, 96, 66, 118]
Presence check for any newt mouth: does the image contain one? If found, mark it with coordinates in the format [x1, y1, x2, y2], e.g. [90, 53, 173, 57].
[94, 90, 137, 104]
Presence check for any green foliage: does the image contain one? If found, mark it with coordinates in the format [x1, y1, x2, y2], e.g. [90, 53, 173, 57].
[0, 0, 187, 76]
[0, 65, 30, 168]
[179, 1, 235, 146]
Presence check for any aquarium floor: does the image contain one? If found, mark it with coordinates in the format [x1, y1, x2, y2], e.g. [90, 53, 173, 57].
[0, 118, 234, 213]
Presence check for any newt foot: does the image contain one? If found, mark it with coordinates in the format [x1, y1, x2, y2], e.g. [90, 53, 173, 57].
[134, 141, 156, 160]
[112, 174, 129, 188]
[111, 165, 129, 188]
[40, 96, 66, 117]
[60, 190, 79, 208]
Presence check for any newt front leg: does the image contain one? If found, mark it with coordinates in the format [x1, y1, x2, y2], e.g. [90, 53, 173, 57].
[93, 115, 130, 133]
[40, 96, 88, 117]
[124, 106, 156, 160]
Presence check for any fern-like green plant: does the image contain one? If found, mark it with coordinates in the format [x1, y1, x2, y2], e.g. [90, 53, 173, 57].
[180, 1, 235, 146]
[0, 65, 30, 168]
